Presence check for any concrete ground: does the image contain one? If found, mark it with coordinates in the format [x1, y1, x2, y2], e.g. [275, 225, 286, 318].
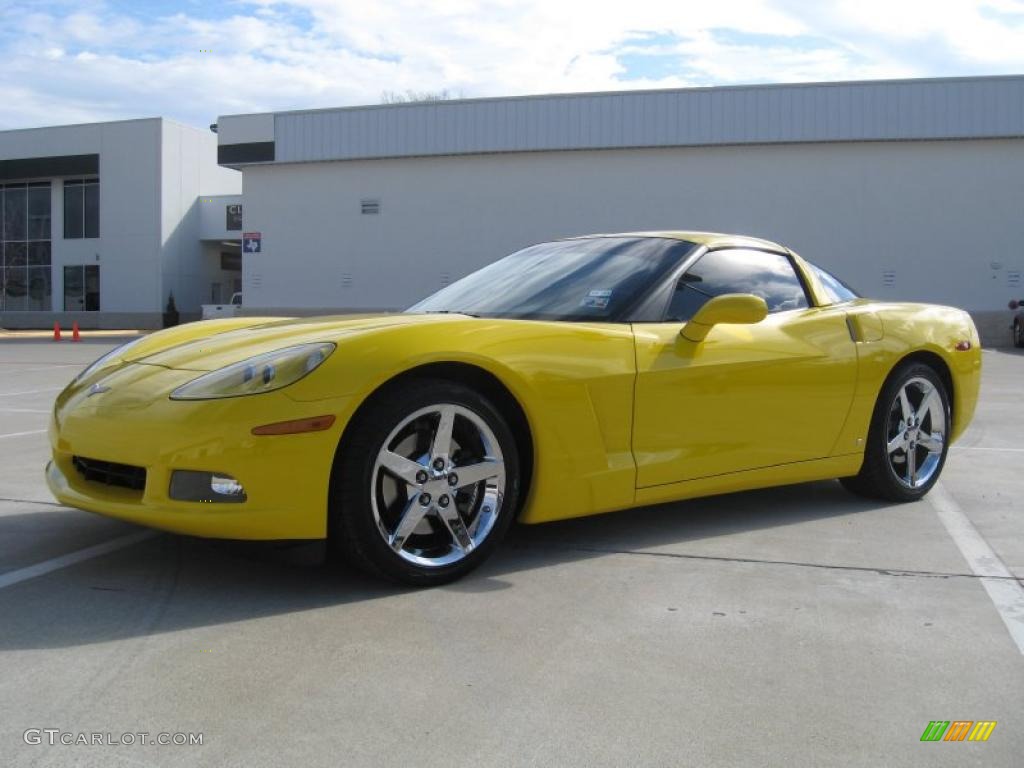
[0, 337, 1021, 767]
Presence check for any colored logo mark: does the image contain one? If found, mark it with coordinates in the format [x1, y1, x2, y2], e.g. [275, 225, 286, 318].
[920, 721, 996, 742]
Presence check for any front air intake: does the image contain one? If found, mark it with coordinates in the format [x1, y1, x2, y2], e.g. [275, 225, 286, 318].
[72, 456, 147, 491]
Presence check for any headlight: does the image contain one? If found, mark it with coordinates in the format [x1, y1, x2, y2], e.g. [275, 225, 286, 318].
[75, 336, 150, 382]
[170, 343, 335, 400]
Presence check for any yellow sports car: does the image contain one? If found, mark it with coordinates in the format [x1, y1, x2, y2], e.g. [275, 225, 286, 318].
[47, 232, 981, 584]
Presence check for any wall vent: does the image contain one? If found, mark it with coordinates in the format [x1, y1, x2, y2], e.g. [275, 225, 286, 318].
[341, 273, 353, 289]
[360, 199, 380, 215]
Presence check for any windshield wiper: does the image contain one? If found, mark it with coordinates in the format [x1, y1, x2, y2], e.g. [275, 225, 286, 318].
[419, 310, 481, 318]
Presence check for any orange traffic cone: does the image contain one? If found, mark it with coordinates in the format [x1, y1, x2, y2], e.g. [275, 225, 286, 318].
[53, 322, 62, 341]
[72, 322, 81, 342]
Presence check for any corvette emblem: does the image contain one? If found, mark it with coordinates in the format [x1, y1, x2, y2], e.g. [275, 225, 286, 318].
[87, 383, 111, 397]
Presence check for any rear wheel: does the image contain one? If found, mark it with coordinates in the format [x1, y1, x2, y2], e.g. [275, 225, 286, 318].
[840, 362, 950, 502]
[329, 379, 519, 585]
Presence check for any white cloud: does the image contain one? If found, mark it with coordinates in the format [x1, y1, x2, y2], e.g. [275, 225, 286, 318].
[0, 0, 1021, 129]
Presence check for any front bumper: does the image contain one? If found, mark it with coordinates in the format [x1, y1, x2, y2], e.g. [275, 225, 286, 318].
[47, 363, 353, 540]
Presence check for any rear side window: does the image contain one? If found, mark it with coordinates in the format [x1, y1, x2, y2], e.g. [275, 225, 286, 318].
[665, 249, 809, 321]
[807, 261, 860, 304]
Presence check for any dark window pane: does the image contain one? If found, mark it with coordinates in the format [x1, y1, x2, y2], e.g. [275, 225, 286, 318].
[4, 241, 27, 268]
[84, 183, 99, 238]
[0, 267, 4, 310]
[27, 185, 51, 239]
[27, 267, 51, 311]
[64, 265, 83, 311]
[85, 265, 100, 311]
[4, 186, 26, 240]
[220, 251, 241, 271]
[5, 266, 27, 310]
[667, 249, 809, 321]
[64, 184, 84, 239]
[28, 242, 51, 266]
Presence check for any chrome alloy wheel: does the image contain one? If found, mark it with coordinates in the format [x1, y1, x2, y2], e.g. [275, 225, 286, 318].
[371, 404, 506, 567]
[885, 376, 946, 489]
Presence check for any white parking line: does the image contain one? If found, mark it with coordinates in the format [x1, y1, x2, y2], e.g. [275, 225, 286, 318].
[955, 446, 1024, 453]
[0, 408, 51, 414]
[931, 483, 1024, 655]
[0, 387, 63, 398]
[0, 430, 47, 440]
[0, 531, 158, 590]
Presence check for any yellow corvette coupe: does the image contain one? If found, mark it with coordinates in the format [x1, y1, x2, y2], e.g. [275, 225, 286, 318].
[47, 232, 981, 584]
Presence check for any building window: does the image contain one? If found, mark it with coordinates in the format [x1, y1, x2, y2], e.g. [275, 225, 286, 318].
[64, 178, 99, 239]
[1, 181, 51, 311]
[64, 265, 100, 311]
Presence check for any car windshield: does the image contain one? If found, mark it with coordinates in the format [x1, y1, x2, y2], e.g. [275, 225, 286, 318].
[408, 236, 695, 321]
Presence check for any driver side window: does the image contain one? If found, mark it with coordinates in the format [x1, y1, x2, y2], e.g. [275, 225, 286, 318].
[665, 249, 809, 321]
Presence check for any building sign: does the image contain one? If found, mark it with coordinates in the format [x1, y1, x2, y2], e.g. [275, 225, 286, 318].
[226, 204, 243, 231]
[242, 232, 262, 253]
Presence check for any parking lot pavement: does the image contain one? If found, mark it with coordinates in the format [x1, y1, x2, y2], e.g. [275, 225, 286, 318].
[0, 339, 1021, 767]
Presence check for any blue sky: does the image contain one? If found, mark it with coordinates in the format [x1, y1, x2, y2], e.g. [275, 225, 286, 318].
[0, 0, 1022, 129]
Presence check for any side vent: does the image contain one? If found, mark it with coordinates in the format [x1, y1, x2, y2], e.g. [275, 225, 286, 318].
[360, 199, 380, 215]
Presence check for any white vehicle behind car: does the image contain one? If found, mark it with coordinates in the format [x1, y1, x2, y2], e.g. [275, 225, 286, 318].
[201, 292, 242, 319]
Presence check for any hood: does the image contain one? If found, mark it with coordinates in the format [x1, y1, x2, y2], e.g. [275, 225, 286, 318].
[131, 313, 470, 372]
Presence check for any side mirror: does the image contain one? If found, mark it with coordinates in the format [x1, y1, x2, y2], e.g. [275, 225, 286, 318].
[680, 293, 768, 342]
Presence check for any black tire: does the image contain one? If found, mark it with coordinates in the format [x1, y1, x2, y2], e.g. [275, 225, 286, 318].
[329, 379, 520, 586]
[840, 361, 951, 502]
[1014, 321, 1024, 348]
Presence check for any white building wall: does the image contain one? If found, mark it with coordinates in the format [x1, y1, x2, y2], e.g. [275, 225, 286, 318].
[159, 121, 241, 315]
[199, 193, 243, 241]
[239, 138, 1024, 340]
[90, 119, 162, 314]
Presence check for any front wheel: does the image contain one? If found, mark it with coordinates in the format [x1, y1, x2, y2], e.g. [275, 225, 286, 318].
[840, 361, 950, 502]
[329, 379, 520, 586]
[1014, 321, 1024, 348]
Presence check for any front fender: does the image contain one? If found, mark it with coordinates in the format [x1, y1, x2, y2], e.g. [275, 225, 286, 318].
[833, 302, 981, 454]
[285, 318, 639, 523]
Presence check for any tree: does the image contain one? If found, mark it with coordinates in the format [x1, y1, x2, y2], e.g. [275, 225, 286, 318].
[380, 89, 464, 104]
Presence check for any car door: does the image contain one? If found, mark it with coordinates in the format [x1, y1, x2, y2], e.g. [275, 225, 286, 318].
[632, 248, 858, 488]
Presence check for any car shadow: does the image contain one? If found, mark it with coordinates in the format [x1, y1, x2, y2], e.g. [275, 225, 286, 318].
[0, 480, 884, 650]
